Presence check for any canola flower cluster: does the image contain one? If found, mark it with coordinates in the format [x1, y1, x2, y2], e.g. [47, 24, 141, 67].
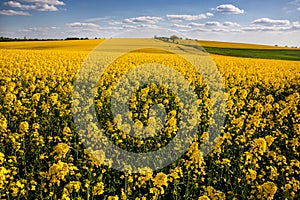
[0, 40, 300, 199]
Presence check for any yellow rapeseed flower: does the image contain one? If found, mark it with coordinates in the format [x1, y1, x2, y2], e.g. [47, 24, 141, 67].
[107, 195, 119, 200]
[251, 138, 267, 155]
[258, 181, 277, 200]
[152, 172, 168, 187]
[93, 182, 105, 196]
[19, 121, 29, 133]
[53, 143, 70, 159]
[198, 195, 210, 200]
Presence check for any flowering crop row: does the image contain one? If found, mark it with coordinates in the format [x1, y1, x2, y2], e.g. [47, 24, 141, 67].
[0, 40, 299, 199]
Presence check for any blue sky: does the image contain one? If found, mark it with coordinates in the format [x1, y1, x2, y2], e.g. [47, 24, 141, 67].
[0, 0, 300, 46]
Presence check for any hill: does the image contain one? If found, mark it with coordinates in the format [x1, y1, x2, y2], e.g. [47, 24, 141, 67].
[196, 40, 300, 61]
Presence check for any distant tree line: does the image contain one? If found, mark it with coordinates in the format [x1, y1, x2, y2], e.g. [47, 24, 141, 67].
[64, 37, 90, 40]
[154, 35, 181, 42]
[154, 35, 194, 43]
[64, 37, 103, 40]
[0, 36, 103, 42]
[275, 44, 298, 48]
[0, 36, 61, 42]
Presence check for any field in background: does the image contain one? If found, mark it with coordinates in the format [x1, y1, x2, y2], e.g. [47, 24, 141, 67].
[196, 40, 300, 61]
[0, 39, 299, 199]
[0, 39, 103, 51]
[201, 46, 300, 61]
[197, 40, 298, 49]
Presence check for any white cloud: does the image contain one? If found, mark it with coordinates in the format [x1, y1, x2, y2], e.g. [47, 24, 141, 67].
[21, 0, 64, 5]
[123, 16, 162, 24]
[223, 21, 240, 27]
[122, 23, 159, 30]
[166, 13, 212, 21]
[4, 1, 58, 11]
[293, 21, 300, 27]
[0, 9, 30, 15]
[211, 28, 229, 32]
[171, 22, 211, 30]
[173, 21, 241, 32]
[137, 24, 159, 28]
[291, 21, 300, 30]
[167, 14, 206, 21]
[66, 22, 124, 32]
[241, 20, 300, 32]
[66, 22, 99, 29]
[122, 25, 137, 29]
[298, 6, 300, 10]
[188, 22, 204, 27]
[251, 18, 290, 27]
[4, 2, 21, 10]
[108, 21, 122, 25]
[205, 21, 222, 27]
[215, 4, 244, 14]
[36, 4, 59, 11]
[206, 12, 214, 17]
[172, 24, 191, 29]
[3, 0, 65, 12]
[242, 26, 291, 32]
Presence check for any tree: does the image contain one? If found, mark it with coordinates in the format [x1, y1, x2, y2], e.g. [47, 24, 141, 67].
[170, 35, 179, 43]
